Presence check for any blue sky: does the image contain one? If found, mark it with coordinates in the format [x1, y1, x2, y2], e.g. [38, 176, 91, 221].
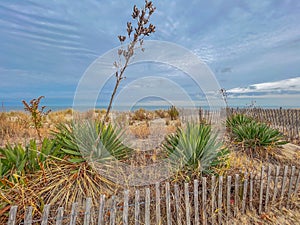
[1, 0, 300, 109]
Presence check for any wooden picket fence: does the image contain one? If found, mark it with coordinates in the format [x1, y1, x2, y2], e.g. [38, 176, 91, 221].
[7, 165, 300, 225]
[196, 107, 300, 143]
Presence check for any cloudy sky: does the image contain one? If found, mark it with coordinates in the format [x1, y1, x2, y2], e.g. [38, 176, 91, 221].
[1, 0, 300, 109]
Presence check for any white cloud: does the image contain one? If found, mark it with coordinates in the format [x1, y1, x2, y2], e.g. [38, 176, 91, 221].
[228, 77, 300, 94]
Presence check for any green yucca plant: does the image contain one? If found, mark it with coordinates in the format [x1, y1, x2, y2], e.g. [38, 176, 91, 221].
[226, 113, 253, 131]
[0, 138, 61, 184]
[231, 121, 287, 152]
[53, 120, 132, 163]
[163, 123, 228, 178]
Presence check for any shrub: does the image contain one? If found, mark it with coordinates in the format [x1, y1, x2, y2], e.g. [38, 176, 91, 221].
[163, 123, 229, 178]
[53, 121, 132, 163]
[231, 121, 287, 156]
[168, 105, 179, 120]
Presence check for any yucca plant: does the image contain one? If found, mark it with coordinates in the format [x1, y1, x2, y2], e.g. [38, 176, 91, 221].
[226, 113, 253, 131]
[231, 121, 287, 157]
[53, 120, 132, 163]
[0, 138, 61, 185]
[163, 123, 228, 178]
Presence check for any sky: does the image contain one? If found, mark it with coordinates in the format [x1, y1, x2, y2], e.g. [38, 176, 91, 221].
[1, 0, 300, 110]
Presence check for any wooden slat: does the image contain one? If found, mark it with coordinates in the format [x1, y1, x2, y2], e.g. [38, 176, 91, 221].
[259, 166, 265, 214]
[135, 190, 140, 225]
[24, 206, 32, 225]
[287, 166, 296, 208]
[241, 173, 248, 213]
[211, 176, 216, 224]
[271, 166, 280, 205]
[279, 166, 289, 208]
[98, 195, 106, 225]
[109, 196, 116, 225]
[184, 182, 191, 225]
[265, 166, 272, 212]
[165, 182, 172, 225]
[123, 190, 129, 225]
[84, 198, 92, 225]
[55, 207, 64, 225]
[217, 176, 223, 225]
[294, 168, 300, 196]
[69, 202, 78, 225]
[145, 188, 151, 225]
[41, 204, 51, 225]
[7, 206, 18, 225]
[155, 182, 161, 225]
[234, 174, 239, 217]
[174, 184, 182, 225]
[194, 180, 200, 225]
[202, 177, 207, 225]
[226, 175, 232, 220]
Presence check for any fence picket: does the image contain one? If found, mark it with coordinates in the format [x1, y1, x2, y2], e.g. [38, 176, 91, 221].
[155, 182, 161, 225]
[265, 166, 272, 212]
[166, 182, 172, 225]
[135, 190, 140, 225]
[201, 177, 207, 225]
[145, 188, 150, 225]
[69, 202, 78, 225]
[280, 166, 289, 208]
[184, 182, 191, 225]
[234, 174, 239, 217]
[217, 176, 223, 225]
[83, 198, 92, 225]
[55, 207, 64, 225]
[109, 196, 116, 225]
[98, 195, 106, 225]
[226, 175, 232, 220]
[194, 180, 200, 225]
[174, 184, 182, 225]
[211, 176, 216, 224]
[287, 166, 296, 208]
[241, 173, 248, 213]
[24, 206, 32, 225]
[123, 190, 129, 225]
[272, 166, 280, 205]
[7, 206, 18, 225]
[259, 166, 265, 214]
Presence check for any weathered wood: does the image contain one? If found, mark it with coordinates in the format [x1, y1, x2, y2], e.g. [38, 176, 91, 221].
[174, 184, 182, 225]
[194, 180, 200, 225]
[134, 190, 140, 225]
[234, 174, 239, 217]
[202, 177, 207, 225]
[226, 175, 232, 220]
[184, 182, 191, 225]
[166, 182, 172, 225]
[55, 207, 64, 225]
[265, 166, 272, 212]
[98, 195, 106, 225]
[123, 190, 129, 225]
[241, 173, 248, 213]
[279, 166, 289, 208]
[69, 202, 78, 225]
[287, 166, 296, 208]
[217, 176, 223, 225]
[7, 205, 18, 225]
[259, 166, 265, 214]
[24, 206, 32, 225]
[145, 188, 150, 225]
[109, 196, 116, 225]
[84, 198, 92, 225]
[294, 168, 300, 196]
[211, 175, 216, 224]
[41, 204, 51, 225]
[155, 182, 161, 225]
[272, 166, 280, 205]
